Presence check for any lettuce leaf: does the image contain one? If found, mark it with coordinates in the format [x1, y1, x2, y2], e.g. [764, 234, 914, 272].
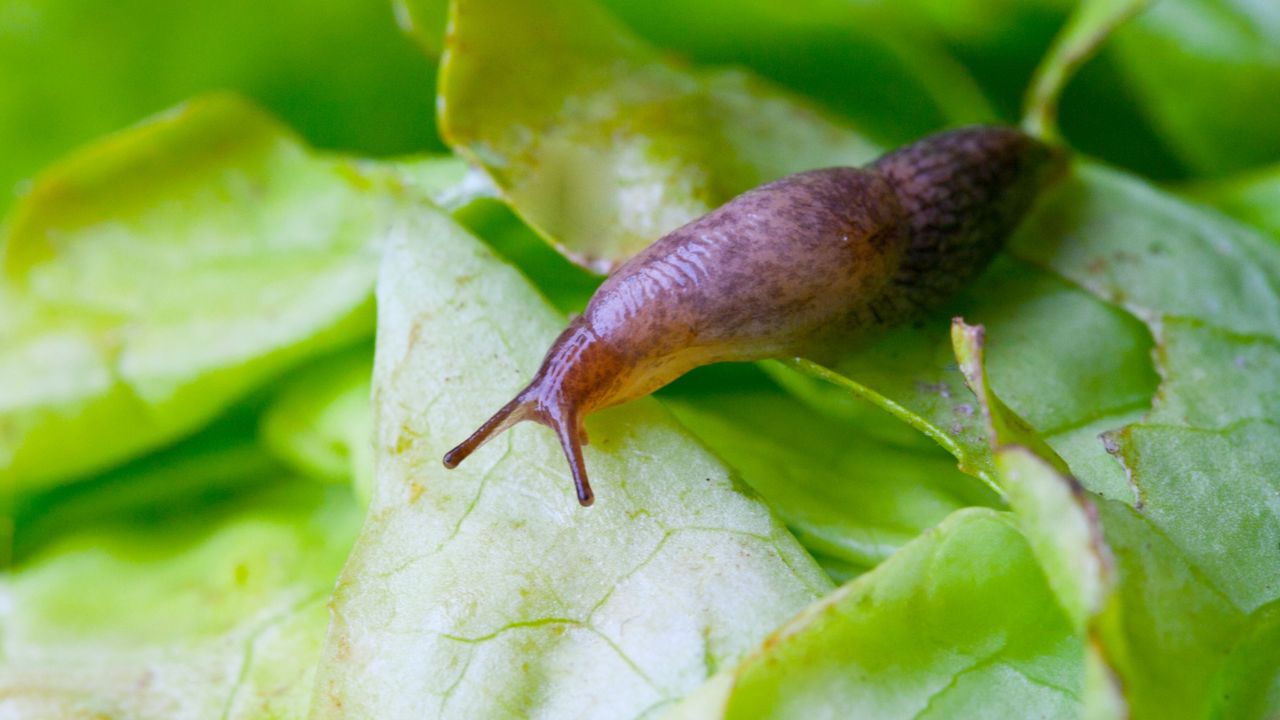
[1193, 164, 1280, 239]
[0, 474, 360, 719]
[435, 0, 881, 271]
[661, 383, 998, 581]
[666, 508, 1085, 719]
[801, 163, 1280, 716]
[1, 95, 407, 492]
[401, 0, 993, 144]
[260, 346, 375, 505]
[309, 201, 831, 719]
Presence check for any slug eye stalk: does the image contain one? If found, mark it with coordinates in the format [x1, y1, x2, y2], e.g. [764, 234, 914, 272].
[443, 390, 594, 506]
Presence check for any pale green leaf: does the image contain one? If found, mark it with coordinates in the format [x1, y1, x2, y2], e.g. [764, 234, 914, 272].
[0, 95, 406, 492]
[260, 346, 375, 506]
[309, 202, 830, 718]
[399, 0, 993, 145]
[951, 320, 1112, 631]
[661, 384, 997, 581]
[665, 509, 1084, 719]
[0, 478, 360, 720]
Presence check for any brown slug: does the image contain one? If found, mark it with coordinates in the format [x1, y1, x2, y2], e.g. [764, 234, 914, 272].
[444, 126, 1066, 506]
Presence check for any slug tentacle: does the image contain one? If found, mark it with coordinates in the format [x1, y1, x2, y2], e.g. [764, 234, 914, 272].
[551, 407, 593, 506]
[443, 125, 1065, 507]
[441, 394, 532, 469]
[442, 382, 595, 505]
[444, 321, 612, 505]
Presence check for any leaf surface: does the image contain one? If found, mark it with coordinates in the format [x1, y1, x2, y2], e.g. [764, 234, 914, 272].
[1106, 0, 1280, 175]
[309, 203, 831, 719]
[661, 385, 997, 581]
[805, 163, 1280, 716]
[0, 474, 360, 720]
[665, 509, 1084, 719]
[260, 346, 376, 505]
[0, 95, 428, 492]
[436, 0, 881, 271]
[1193, 164, 1280, 240]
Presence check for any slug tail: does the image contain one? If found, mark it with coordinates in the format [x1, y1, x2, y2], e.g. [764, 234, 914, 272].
[442, 395, 530, 469]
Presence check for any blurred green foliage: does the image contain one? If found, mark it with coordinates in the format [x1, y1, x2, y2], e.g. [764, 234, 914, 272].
[0, 0, 442, 218]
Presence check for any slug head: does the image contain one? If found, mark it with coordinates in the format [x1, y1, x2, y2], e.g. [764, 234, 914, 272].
[443, 323, 613, 506]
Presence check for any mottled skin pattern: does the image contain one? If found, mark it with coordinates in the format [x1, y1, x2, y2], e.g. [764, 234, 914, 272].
[444, 126, 1065, 505]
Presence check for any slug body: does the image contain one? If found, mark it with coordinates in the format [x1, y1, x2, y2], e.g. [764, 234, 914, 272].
[444, 126, 1065, 505]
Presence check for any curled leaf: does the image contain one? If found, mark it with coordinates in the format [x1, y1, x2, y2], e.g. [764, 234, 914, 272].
[666, 509, 1086, 720]
[437, 0, 880, 271]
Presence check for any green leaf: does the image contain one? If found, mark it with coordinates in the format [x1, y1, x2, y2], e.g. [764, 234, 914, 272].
[1012, 164, 1280, 336]
[952, 320, 1123, 716]
[0, 477, 361, 719]
[786, 250, 1157, 500]
[0, 0, 440, 220]
[310, 201, 831, 718]
[1192, 163, 1280, 240]
[1103, 0, 1280, 175]
[0, 95, 411, 492]
[400, 0, 993, 144]
[666, 509, 1084, 719]
[11, 402, 279, 566]
[992, 449, 1124, 720]
[436, 0, 881, 271]
[590, 0, 995, 143]
[951, 321, 1112, 629]
[1089, 499, 1247, 718]
[260, 345, 376, 506]
[1095, 320, 1280, 624]
[1022, 0, 1153, 140]
[661, 382, 998, 581]
[1007, 167, 1280, 716]
[764, 160, 1280, 715]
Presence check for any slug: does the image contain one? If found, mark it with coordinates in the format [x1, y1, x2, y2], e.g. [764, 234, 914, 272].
[444, 126, 1066, 505]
